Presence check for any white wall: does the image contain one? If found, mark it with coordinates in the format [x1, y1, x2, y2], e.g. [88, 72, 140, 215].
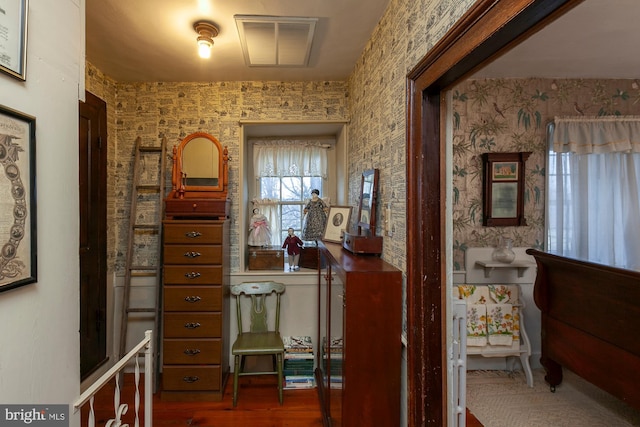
[0, 1, 84, 426]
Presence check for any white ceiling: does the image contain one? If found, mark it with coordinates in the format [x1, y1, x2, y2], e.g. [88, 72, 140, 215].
[473, 0, 640, 79]
[85, 0, 390, 82]
[86, 0, 640, 84]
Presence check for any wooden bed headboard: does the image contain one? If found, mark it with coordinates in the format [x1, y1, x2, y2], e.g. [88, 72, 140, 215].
[526, 249, 640, 409]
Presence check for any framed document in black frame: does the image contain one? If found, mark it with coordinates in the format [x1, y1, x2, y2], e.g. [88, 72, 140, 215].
[0, 0, 29, 81]
[482, 152, 530, 227]
[0, 104, 36, 292]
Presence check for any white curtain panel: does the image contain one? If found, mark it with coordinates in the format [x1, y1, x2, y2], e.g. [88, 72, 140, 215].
[253, 140, 328, 178]
[548, 116, 640, 270]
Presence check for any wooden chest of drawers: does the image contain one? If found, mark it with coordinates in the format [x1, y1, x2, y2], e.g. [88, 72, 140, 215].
[161, 219, 230, 401]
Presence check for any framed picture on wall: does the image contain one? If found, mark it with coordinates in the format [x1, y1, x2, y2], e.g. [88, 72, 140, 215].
[0, 0, 29, 80]
[482, 152, 530, 227]
[0, 104, 36, 292]
[322, 206, 352, 243]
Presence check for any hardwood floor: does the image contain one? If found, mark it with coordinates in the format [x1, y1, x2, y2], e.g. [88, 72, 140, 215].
[82, 374, 483, 426]
[466, 408, 484, 427]
[82, 374, 323, 426]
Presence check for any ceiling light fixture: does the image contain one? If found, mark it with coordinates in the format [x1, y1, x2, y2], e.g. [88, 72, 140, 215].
[194, 21, 219, 59]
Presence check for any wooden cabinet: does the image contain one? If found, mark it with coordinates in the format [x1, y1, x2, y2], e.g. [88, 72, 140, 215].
[161, 219, 230, 401]
[315, 241, 402, 426]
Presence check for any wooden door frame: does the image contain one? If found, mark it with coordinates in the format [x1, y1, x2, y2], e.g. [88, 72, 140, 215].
[405, 0, 581, 424]
[79, 91, 109, 379]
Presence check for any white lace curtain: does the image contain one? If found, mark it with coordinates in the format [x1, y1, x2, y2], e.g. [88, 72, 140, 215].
[251, 140, 329, 244]
[253, 140, 328, 178]
[548, 116, 640, 270]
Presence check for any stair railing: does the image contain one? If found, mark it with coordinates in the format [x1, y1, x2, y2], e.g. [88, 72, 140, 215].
[73, 330, 153, 427]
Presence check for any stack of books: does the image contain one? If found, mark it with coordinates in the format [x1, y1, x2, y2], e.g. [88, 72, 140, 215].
[322, 336, 343, 389]
[283, 336, 315, 389]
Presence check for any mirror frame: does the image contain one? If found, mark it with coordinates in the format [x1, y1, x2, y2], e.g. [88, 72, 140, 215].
[482, 152, 530, 226]
[171, 132, 228, 197]
[357, 168, 379, 234]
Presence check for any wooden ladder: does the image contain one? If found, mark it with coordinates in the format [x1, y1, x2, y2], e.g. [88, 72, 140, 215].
[119, 136, 167, 391]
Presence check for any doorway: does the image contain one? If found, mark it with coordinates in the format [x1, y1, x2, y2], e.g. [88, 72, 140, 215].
[79, 91, 108, 379]
[405, 0, 579, 425]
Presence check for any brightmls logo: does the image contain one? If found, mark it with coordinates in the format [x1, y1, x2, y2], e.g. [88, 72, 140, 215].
[0, 405, 68, 427]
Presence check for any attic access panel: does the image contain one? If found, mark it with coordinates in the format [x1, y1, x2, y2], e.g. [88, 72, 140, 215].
[235, 15, 317, 67]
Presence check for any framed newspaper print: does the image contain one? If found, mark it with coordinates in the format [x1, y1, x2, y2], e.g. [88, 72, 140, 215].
[0, 104, 36, 292]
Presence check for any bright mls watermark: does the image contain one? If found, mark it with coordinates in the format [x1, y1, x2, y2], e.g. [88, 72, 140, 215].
[0, 405, 68, 427]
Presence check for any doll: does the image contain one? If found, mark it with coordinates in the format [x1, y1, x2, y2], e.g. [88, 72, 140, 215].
[247, 208, 272, 246]
[301, 189, 328, 242]
[282, 228, 304, 270]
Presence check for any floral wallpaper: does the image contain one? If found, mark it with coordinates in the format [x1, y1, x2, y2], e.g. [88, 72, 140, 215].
[450, 78, 640, 270]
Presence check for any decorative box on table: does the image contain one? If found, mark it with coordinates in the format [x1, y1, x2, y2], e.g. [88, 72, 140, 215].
[299, 243, 324, 269]
[248, 245, 285, 270]
[342, 231, 383, 255]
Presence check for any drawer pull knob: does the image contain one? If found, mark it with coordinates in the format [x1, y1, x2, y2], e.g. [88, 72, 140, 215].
[185, 271, 201, 279]
[184, 251, 202, 258]
[251, 252, 256, 258]
[183, 349, 201, 356]
[182, 376, 200, 383]
[185, 231, 202, 238]
[184, 296, 202, 303]
[276, 252, 281, 258]
[184, 322, 201, 329]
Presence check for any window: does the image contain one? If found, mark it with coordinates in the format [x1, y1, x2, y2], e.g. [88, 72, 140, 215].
[251, 140, 330, 245]
[546, 118, 640, 270]
[258, 175, 324, 243]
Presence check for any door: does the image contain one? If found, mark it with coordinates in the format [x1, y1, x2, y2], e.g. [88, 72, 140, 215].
[79, 91, 108, 379]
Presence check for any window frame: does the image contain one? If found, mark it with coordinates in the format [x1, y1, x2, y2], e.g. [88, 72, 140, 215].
[239, 122, 347, 272]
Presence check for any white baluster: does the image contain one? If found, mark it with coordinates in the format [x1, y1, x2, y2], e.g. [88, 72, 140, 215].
[88, 396, 96, 427]
[134, 354, 141, 427]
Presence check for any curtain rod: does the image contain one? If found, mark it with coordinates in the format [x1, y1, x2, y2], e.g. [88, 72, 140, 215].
[555, 115, 640, 123]
[249, 135, 335, 142]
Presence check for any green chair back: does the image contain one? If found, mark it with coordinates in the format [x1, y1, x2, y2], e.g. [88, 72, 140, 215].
[231, 281, 285, 335]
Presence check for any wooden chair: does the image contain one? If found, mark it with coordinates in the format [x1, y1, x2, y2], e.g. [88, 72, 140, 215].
[230, 281, 286, 407]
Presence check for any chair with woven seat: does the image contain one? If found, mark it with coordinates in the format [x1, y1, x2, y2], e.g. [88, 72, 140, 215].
[230, 281, 286, 407]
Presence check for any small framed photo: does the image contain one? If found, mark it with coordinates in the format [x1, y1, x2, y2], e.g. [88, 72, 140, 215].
[0, 104, 36, 292]
[482, 152, 530, 227]
[0, 0, 29, 80]
[322, 206, 352, 244]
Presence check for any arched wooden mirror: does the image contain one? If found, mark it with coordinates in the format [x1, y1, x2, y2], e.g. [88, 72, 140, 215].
[171, 132, 228, 195]
[357, 168, 379, 234]
[166, 132, 229, 219]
